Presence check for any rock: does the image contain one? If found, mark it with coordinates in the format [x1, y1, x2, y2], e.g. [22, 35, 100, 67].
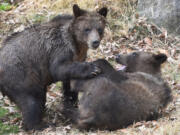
[137, 0, 180, 35]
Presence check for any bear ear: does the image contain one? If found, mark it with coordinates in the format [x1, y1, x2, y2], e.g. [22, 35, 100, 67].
[154, 53, 167, 64]
[98, 7, 108, 17]
[73, 4, 86, 18]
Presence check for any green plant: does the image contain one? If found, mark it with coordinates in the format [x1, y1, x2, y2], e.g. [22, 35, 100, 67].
[0, 122, 19, 135]
[0, 2, 13, 11]
[0, 107, 19, 134]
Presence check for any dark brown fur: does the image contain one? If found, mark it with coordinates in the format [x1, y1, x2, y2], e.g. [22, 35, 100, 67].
[71, 52, 172, 130]
[0, 5, 108, 130]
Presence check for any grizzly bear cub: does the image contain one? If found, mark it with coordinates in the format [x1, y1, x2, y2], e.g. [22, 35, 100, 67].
[71, 51, 172, 130]
[0, 4, 108, 130]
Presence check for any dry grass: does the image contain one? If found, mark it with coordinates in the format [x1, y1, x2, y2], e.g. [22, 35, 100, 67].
[1, 0, 139, 41]
[6, 0, 137, 39]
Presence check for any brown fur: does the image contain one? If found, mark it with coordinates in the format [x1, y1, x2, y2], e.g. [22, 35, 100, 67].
[74, 43, 88, 61]
[70, 52, 172, 130]
[0, 5, 108, 130]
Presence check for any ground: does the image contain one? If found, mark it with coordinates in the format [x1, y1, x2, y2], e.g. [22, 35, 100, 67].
[0, 0, 180, 135]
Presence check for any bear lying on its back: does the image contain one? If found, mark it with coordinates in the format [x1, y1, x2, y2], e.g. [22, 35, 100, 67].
[71, 51, 172, 130]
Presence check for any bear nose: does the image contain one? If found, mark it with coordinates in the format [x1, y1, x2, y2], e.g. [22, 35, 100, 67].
[92, 40, 100, 48]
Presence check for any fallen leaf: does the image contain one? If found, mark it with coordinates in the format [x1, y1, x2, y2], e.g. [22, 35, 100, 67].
[133, 121, 144, 127]
[135, 13, 139, 19]
[158, 49, 169, 56]
[126, 48, 134, 53]
[11, 117, 21, 124]
[159, 33, 165, 39]
[48, 91, 58, 97]
[144, 37, 152, 46]
[137, 40, 144, 46]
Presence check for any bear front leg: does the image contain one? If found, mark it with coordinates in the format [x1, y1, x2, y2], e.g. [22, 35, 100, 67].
[63, 80, 78, 106]
[15, 91, 46, 131]
[50, 61, 101, 81]
[61, 80, 78, 121]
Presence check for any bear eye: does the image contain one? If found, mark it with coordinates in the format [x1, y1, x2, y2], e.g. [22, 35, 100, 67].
[97, 28, 103, 35]
[84, 28, 91, 33]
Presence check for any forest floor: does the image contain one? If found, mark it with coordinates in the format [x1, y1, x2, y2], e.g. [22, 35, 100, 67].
[0, 0, 180, 135]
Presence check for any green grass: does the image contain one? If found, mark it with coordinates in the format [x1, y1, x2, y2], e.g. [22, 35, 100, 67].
[0, 2, 13, 11]
[54, 81, 62, 91]
[0, 107, 19, 135]
[0, 107, 9, 118]
[0, 122, 19, 135]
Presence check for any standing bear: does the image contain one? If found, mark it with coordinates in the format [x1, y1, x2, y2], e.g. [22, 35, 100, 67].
[0, 4, 108, 130]
[71, 51, 172, 130]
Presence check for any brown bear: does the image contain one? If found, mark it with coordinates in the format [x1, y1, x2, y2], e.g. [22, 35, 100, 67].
[0, 4, 108, 130]
[71, 51, 172, 130]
